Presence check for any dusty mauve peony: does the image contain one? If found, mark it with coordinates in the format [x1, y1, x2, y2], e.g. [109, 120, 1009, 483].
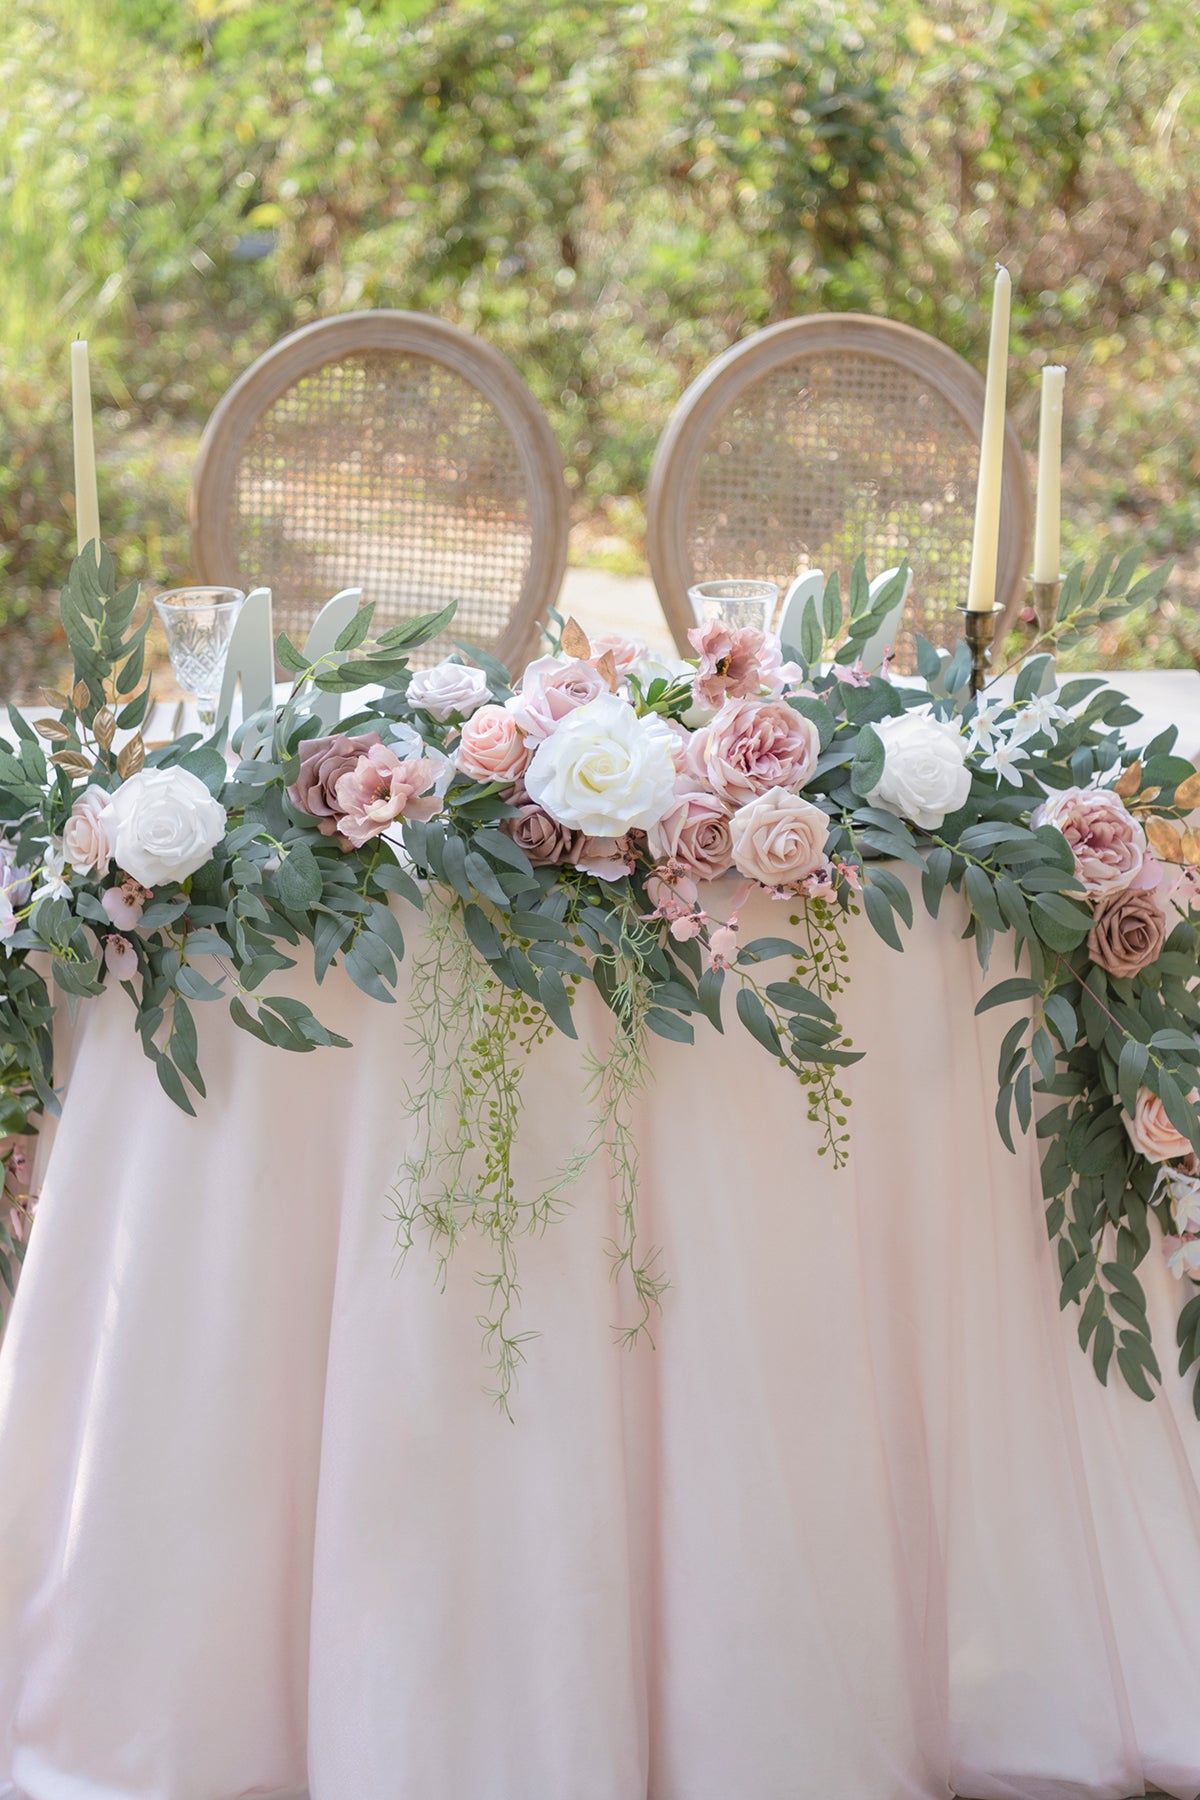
[456, 704, 531, 784]
[1031, 785, 1146, 900]
[687, 620, 770, 709]
[505, 657, 606, 742]
[729, 787, 831, 887]
[405, 660, 490, 722]
[103, 767, 227, 888]
[1123, 1085, 1198, 1164]
[500, 803, 577, 867]
[63, 785, 112, 876]
[1087, 886, 1168, 979]
[332, 745, 441, 849]
[866, 708, 971, 831]
[647, 790, 734, 881]
[289, 732, 384, 836]
[525, 693, 677, 836]
[695, 697, 820, 807]
[572, 835, 637, 880]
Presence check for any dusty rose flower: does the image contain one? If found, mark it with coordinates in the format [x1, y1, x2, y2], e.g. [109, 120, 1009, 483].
[647, 790, 734, 881]
[588, 632, 646, 674]
[63, 785, 113, 876]
[456, 704, 531, 783]
[729, 787, 832, 887]
[669, 911, 704, 941]
[289, 732, 384, 837]
[1123, 1085, 1198, 1164]
[333, 746, 441, 849]
[697, 698, 821, 807]
[705, 922, 739, 970]
[687, 620, 770, 709]
[646, 868, 700, 918]
[500, 804, 577, 867]
[506, 657, 607, 743]
[101, 878, 151, 928]
[104, 934, 139, 980]
[1032, 785, 1147, 900]
[572, 835, 636, 880]
[1087, 887, 1168, 979]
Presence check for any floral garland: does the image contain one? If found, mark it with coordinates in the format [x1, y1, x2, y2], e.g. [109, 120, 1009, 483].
[1, 546, 1198, 1414]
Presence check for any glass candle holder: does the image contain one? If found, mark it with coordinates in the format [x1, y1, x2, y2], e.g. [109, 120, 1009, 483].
[153, 586, 245, 729]
[687, 578, 779, 634]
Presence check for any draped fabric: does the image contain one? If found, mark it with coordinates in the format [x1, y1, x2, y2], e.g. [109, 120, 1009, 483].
[1, 888, 1198, 1800]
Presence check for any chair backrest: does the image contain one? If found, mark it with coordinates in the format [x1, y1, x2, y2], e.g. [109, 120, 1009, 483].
[190, 311, 569, 671]
[646, 314, 1032, 671]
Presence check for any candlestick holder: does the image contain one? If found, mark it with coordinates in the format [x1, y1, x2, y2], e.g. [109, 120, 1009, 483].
[957, 603, 1003, 696]
[1029, 574, 1063, 641]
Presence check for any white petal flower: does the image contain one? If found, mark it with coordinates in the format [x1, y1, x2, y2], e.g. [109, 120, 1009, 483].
[525, 692, 677, 837]
[32, 843, 72, 902]
[966, 699, 1007, 751]
[979, 740, 1031, 787]
[865, 708, 972, 831]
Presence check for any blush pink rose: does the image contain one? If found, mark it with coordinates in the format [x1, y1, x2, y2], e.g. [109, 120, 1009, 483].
[1123, 1085, 1198, 1164]
[687, 620, 770, 709]
[456, 704, 532, 783]
[729, 788, 831, 887]
[696, 697, 821, 807]
[63, 785, 113, 876]
[646, 790, 734, 881]
[1032, 786, 1147, 900]
[588, 633, 646, 674]
[500, 803, 577, 867]
[333, 746, 442, 848]
[505, 657, 607, 743]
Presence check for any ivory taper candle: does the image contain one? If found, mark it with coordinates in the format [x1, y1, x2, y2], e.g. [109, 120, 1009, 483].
[966, 265, 1012, 611]
[1033, 364, 1066, 582]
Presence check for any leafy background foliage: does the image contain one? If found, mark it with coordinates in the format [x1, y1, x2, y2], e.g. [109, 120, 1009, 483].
[3, 0, 1200, 690]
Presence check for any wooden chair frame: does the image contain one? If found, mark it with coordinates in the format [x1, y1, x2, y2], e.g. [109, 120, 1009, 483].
[190, 311, 570, 671]
[646, 313, 1033, 657]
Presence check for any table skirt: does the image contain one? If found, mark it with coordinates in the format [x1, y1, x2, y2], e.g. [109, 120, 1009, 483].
[1, 889, 1198, 1800]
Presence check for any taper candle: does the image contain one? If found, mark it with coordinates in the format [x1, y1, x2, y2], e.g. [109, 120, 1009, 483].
[70, 340, 101, 562]
[966, 264, 1012, 611]
[1033, 364, 1066, 583]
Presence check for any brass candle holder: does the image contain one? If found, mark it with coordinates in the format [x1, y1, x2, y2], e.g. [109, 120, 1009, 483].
[1029, 574, 1063, 641]
[957, 602, 1003, 696]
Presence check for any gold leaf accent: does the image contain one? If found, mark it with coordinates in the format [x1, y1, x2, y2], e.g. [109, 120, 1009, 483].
[72, 680, 91, 713]
[93, 706, 117, 751]
[50, 750, 94, 778]
[116, 735, 145, 780]
[1114, 760, 1142, 799]
[1175, 770, 1200, 810]
[1146, 818, 1186, 864]
[595, 649, 619, 692]
[40, 688, 70, 711]
[560, 616, 591, 660]
[34, 718, 75, 743]
[1139, 786, 1162, 804]
[1182, 826, 1200, 866]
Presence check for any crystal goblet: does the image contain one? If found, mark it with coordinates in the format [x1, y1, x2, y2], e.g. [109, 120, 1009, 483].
[687, 578, 779, 635]
[153, 587, 245, 730]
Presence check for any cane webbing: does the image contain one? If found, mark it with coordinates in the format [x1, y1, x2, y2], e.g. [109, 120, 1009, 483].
[228, 351, 534, 663]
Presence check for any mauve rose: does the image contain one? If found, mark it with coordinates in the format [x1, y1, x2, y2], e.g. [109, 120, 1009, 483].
[1087, 886, 1168, 979]
[333, 745, 442, 849]
[687, 620, 769, 709]
[62, 785, 112, 876]
[1032, 785, 1146, 900]
[500, 803, 577, 867]
[289, 732, 384, 837]
[696, 697, 820, 807]
[646, 790, 734, 881]
[456, 704, 532, 783]
[729, 787, 831, 886]
[505, 657, 606, 743]
[1123, 1085, 1198, 1164]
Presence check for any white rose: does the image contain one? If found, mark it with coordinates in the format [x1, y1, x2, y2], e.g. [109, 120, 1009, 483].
[405, 659, 490, 722]
[102, 767, 227, 889]
[524, 692, 677, 837]
[62, 785, 113, 876]
[866, 708, 971, 831]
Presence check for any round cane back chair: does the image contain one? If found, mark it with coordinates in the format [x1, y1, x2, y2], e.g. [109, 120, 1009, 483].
[190, 312, 569, 670]
[647, 314, 1032, 671]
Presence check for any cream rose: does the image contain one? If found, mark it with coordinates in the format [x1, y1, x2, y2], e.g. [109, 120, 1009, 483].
[405, 660, 490, 722]
[102, 767, 227, 889]
[1123, 1085, 1198, 1164]
[866, 708, 971, 830]
[729, 787, 832, 887]
[62, 785, 113, 876]
[524, 693, 677, 837]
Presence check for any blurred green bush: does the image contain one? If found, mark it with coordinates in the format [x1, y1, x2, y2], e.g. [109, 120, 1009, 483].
[2, 0, 1200, 679]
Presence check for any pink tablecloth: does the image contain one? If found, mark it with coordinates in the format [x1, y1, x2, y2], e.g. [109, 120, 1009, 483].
[1, 886, 1199, 1800]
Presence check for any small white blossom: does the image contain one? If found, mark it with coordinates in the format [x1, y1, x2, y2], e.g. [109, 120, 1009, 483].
[0, 892, 15, 946]
[979, 739, 1030, 787]
[1166, 1169, 1200, 1237]
[966, 699, 1008, 752]
[1012, 693, 1068, 745]
[33, 844, 72, 902]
